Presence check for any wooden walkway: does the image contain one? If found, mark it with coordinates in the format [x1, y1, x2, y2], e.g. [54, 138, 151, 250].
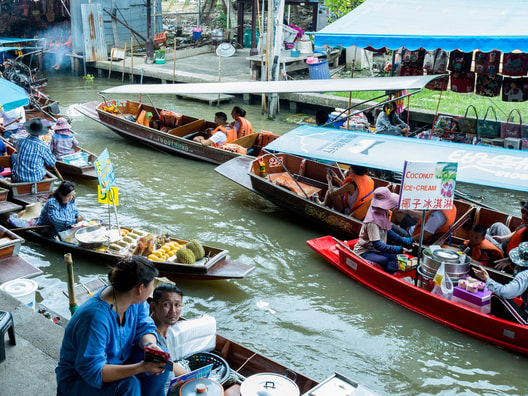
[175, 93, 235, 106]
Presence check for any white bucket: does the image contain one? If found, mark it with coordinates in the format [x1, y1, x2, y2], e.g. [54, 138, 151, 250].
[0, 279, 38, 310]
[298, 39, 313, 54]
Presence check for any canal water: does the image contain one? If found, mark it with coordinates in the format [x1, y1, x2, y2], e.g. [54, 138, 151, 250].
[26, 73, 527, 395]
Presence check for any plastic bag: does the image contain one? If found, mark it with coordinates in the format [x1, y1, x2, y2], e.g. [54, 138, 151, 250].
[431, 261, 453, 300]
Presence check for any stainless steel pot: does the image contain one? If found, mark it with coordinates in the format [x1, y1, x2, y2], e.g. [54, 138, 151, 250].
[240, 371, 300, 396]
[422, 248, 469, 280]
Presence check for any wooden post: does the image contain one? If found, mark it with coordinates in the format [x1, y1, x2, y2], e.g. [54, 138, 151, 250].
[130, 37, 134, 83]
[64, 253, 78, 316]
[121, 42, 127, 82]
[108, 49, 113, 80]
[172, 39, 176, 84]
[217, 47, 222, 106]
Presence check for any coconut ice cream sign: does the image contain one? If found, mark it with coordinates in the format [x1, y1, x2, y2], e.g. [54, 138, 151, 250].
[400, 161, 457, 210]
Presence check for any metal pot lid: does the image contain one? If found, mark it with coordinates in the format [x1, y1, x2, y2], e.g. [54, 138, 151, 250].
[240, 373, 300, 396]
[432, 249, 460, 261]
[179, 378, 223, 396]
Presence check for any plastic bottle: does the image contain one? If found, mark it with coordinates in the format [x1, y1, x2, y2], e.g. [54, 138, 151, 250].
[259, 160, 267, 177]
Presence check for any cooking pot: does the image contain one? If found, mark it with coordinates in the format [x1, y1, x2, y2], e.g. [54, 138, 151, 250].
[422, 248, 469, 280]
[179, 378, 224, 396]
[240, 371, 300, 396]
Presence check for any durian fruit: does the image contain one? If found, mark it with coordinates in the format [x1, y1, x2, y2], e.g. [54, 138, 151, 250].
[176, 248, 196, 264]
[186, 239, 205, 260]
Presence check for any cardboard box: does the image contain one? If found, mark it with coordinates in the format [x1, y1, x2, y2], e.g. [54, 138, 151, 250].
[453, 286, 491, 313]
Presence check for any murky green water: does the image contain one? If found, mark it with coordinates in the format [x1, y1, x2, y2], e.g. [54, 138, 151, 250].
[24, 73, 528, 395]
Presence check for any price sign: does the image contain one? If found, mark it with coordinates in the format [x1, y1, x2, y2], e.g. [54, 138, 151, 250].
[94, 148, 116, 195]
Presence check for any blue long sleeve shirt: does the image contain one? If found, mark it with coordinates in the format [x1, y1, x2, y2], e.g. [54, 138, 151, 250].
[56, 288, 157, 390]
[36, 196, 80, 233]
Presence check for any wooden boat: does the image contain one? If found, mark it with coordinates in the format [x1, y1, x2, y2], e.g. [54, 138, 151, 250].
[2, 132, 98, 181]
[75, 100, 280, 165]
[7, 223, 254, 281]
[307, 236, 528, 356]
[0, 224, 42, 284]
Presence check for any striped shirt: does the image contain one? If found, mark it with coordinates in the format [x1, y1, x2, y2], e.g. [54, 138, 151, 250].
[50, 133, 79, 160]
[36, 196, 80, 233]
[12, 136, 56, 182]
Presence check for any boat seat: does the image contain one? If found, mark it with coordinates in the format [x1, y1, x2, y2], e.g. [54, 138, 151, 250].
[0, 310, 16, 363]
[267, 172, 322, 198]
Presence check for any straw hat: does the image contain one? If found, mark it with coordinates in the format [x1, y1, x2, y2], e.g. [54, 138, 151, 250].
[509, 242, 528, 269]
[22, 118, 48, 136]
[51, 117, 71, 131]
[17, 203, 43, 220]
[370, 187, 399, 210]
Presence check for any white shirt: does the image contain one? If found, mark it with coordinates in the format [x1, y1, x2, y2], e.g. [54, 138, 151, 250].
[209, 131, 227, 146]
[0, 106, 26, 131]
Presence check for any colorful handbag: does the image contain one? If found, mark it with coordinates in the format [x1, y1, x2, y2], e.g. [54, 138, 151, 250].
[502, 53, 528, 76]
[425, 72, 449, 91]
[458, 105, 478, 134]
[475, 74, 503, 97]
[502, 76, 528, 102]
[474, 50, 501, 75]
[450, 72, 475, 93]
[478, 106, 501, 138]
[500, 109, 523, 139]
[401, 48, 426, 68]
[448, 50, 473, 72]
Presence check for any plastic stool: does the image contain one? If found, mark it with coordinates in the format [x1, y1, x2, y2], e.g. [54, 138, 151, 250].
[0, 311, 16, 363]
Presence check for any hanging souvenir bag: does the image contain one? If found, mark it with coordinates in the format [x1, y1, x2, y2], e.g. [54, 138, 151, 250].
[401, 48, 426, 68]
[450, 72, 475, 93]
[433, 50, 449, 73]
[478, 106, 501, 138]
[503, 53, 528, 76]
[502, 76, 528, 102]
[400, 66, 423, 77]
[474, 50, 501, 75]
[425, 71, 449, 91]
[448, 50, 473, 72]
[458, 105, 479, 134]
[475, 74, 503, 97]
[500, 109, 523, 139]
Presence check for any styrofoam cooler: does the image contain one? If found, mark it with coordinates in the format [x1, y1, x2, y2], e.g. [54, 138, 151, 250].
[308, 59, 330, 80]
[0, 278, 38, 310]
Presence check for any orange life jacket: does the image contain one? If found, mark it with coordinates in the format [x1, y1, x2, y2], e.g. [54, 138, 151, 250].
[463, 238, 504, 266]
[212, 125, 237, 147]
[412, 206, 458, 237]
[340, 174, 374, 221]
[506, 224, 528, 255]
[235, 116, 254, 138]
[136, 110, 152, 127]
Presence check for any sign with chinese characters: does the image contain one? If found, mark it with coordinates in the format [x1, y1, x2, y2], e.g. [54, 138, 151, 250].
[400, 161, 458, 210]
[94, 148, 116, 195]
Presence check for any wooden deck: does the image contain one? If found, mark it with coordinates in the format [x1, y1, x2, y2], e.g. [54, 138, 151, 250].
[0, 256, 42, 284]
[175, 93, 235, 106]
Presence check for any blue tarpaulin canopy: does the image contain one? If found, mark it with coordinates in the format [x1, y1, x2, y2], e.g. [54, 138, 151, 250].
[0, 78, 29, 112]
[315, 0, 528, 53]
[265, 126, 528, 192]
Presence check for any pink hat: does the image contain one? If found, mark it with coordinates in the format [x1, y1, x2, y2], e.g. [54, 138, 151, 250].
[51, 117, 71, 131]
[370, 187, 399, 210]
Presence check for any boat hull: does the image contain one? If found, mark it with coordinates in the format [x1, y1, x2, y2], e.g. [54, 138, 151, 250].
[307, 236, 528, 356]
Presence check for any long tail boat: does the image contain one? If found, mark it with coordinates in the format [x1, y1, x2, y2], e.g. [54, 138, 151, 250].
[75, 100, 279, 165]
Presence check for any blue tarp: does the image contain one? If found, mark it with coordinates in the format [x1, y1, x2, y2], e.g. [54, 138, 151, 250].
[265, 126, 528, 192]
[0, 79, 29, 112]
[315, 0, 528, 53]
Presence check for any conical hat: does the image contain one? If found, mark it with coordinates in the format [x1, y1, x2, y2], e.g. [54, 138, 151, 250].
[18, 203, 43, 220]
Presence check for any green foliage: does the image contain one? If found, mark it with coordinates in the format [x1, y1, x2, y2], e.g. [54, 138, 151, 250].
[216, 11, 227, 28]
[324, 0, 365, 22]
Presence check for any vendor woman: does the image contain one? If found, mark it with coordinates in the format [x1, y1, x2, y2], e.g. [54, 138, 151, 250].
[36, 181, 85, 238]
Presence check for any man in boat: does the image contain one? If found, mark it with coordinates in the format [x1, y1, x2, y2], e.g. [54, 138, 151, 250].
[230, 106, 253, 139]
[375, 102, 410, 136]
[319, 165, 374, 220]
[462, 224, 506, 270]
[474, 242, 528, 325]
[193, 112, 235, 147]
[486, 201, 528, 256]
[392, 206, 458, 244]
[149, 283, 188, 393]
[10, 118, 56, 183]
[0, 104, 25, 139]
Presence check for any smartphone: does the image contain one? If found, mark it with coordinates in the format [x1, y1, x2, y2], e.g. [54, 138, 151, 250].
[144, 346, 173, 371]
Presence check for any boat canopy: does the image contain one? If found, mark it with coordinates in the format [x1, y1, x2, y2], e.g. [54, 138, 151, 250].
[315, 0, 528, 53]
[265, 126, 528, 192]
[99, 75, 443, 95]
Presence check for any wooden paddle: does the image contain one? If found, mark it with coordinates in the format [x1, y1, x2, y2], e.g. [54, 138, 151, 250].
[64, 253, 79, 315]
[53, 165, 64, 182]
[11, 225, 52, 232]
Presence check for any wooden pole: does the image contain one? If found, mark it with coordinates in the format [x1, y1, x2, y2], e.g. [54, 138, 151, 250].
[108, 50, 113, 80]
[217, 47, 222, 106]
[121, 42, 127, 82]
[53, 166, 64, 182]
[64, 253, 79, 315]
[172, 39, 177, 84]
[130, 37, 134, 83]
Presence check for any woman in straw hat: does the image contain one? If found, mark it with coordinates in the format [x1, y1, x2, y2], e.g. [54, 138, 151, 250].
[50, 117, 79, 160]
[353, 187, 413, 273]
[474, 242, 528, 324]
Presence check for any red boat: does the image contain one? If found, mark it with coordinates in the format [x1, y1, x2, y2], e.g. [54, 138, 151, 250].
[307, 236, 528, 356]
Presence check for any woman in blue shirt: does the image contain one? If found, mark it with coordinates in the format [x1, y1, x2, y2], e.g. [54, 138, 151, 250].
[36, 181, 84, 237]
[56, 256, 170, 395]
